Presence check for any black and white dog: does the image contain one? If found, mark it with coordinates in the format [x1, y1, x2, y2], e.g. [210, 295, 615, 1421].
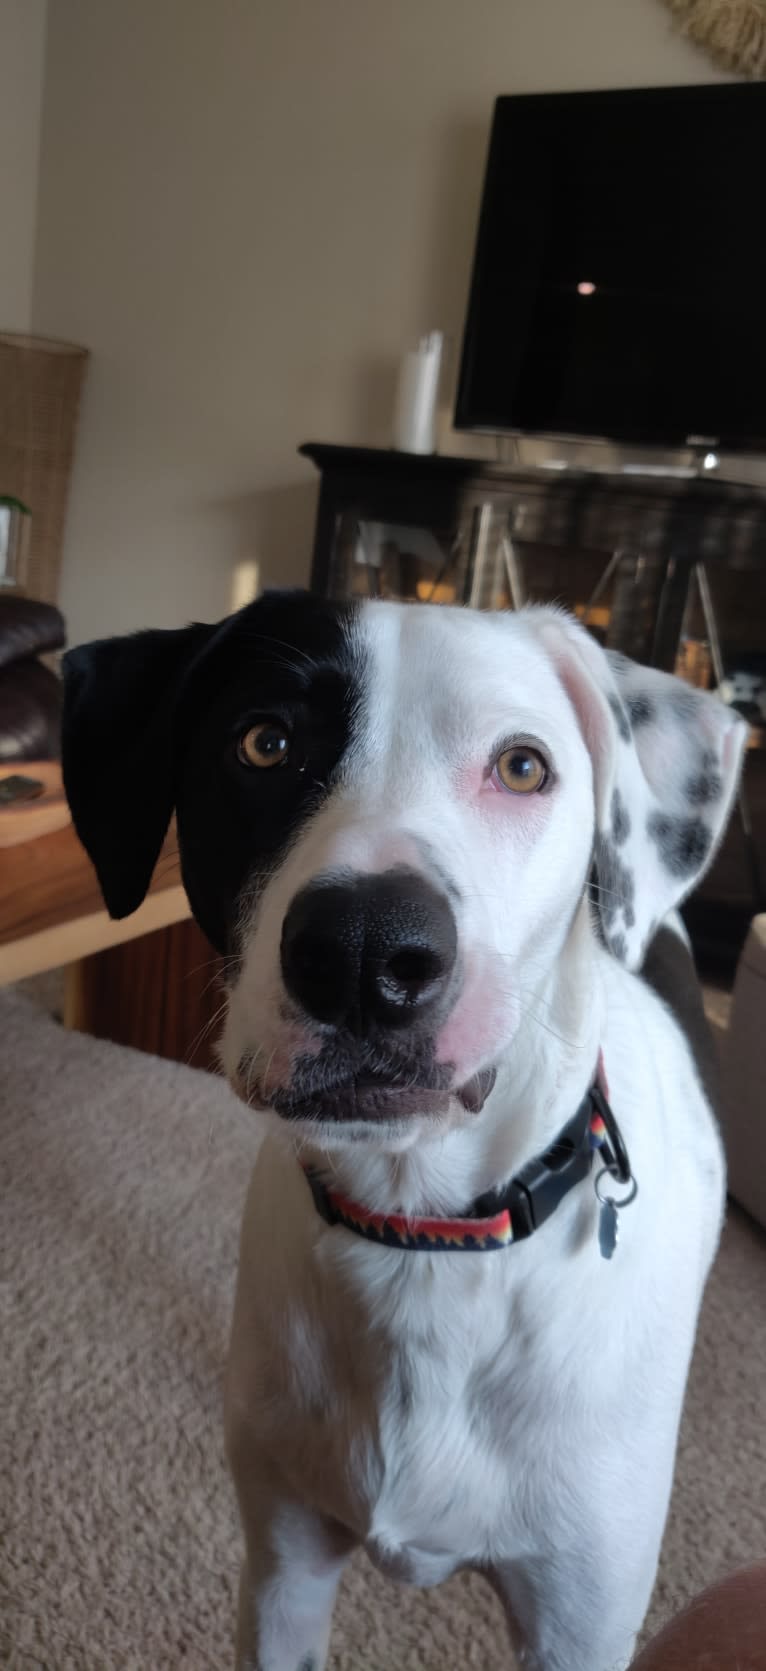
[62, 592, 746, 1671]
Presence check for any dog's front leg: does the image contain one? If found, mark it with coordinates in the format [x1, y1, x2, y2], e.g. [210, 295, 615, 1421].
[490, 1541, 658, 1671]
[233, 1489, 356, 1671]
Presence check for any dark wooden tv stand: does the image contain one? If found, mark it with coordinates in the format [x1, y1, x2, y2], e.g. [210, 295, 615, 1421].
[300, 442, 766, 952]
[300, 442, 766, 671]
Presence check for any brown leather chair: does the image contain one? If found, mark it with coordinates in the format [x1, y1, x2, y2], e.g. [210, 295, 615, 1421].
[0, 597, 65, 762]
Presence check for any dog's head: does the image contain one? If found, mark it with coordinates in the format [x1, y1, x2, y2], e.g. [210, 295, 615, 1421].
[62, 592, 746, 1145]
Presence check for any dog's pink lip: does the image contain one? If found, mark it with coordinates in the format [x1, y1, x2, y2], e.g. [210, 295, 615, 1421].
[457, 1064, 497, 1112]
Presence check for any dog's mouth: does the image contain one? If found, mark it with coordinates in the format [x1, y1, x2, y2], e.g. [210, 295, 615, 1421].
[240, 1055, 497, 1126]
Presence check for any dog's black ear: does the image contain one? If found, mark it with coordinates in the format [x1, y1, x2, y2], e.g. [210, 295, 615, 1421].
[62, 622, 215, 919]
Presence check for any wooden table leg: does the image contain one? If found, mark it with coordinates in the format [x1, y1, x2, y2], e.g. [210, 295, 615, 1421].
[64, 917, 226, 1072]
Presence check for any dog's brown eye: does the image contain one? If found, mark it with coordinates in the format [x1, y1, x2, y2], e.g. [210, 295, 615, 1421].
[238, 721, 290, 769]
[495, 747, 547, 795]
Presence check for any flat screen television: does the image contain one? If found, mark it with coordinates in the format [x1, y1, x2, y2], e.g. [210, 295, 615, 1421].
[455, 84, 766, 453]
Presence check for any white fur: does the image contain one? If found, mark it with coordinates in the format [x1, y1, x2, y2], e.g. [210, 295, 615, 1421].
[221, 604, 745, 1671]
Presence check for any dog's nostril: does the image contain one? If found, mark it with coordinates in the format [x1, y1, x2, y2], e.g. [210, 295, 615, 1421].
[382, 947, 443, 1001]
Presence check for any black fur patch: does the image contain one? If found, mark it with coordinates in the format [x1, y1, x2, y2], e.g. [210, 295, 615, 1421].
[609, 931, 627, 961]
[671, 688, 702, 725]
[267, 1034, 453, 1123]
[685, 769, 723, 807]
[611, 787, 631, 845]
[592, 835, 636, 930]
[607, 694, 631, 743]
[626, 693, 655, 729]
[647, 812, 712, 878]
[63, 591, 363, 952]
[176, 595, 364, 951]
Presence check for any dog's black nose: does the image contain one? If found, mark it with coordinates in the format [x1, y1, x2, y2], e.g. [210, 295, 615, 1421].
[280, 869, 458, 1033]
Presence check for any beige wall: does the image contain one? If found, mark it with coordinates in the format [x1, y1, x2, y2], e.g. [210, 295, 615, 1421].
[0, 0, 47, 330]
[32, 0, 719, 647]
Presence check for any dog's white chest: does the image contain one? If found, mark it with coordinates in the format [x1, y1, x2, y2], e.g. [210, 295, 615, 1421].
[329, 1248, 571, 1568]
[369, 1337, 519, 1565]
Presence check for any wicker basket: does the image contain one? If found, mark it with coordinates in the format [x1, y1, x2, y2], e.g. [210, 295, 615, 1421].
[0, 333, 89, 606]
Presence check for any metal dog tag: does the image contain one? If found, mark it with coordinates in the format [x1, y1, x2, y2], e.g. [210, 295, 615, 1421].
[595, 1167, 638, 1261]
[598, 1198, 619, 1260]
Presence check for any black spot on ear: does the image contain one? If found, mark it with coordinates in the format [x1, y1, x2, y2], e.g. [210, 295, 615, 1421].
[627, 694, 655, 729]
[647, 813, 712, 877]
[592, 836, 636, 929]
[685, 770, 723, 807]
[611, 787, 631, 845]
[671, 689, 702, 725]
[607, 694, 631, 743]
[609, 931, 628, 961]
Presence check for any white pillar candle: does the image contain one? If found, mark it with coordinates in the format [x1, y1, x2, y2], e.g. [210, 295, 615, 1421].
[392, 332, 444, 454]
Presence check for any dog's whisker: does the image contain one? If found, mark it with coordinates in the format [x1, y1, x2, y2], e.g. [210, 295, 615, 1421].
[261, 1046, 278, 1097]
[234, 630, 321, 671]
[197, 970, 227, 1005]
[587, 882, 633, 904]
[183, 996, 230, 1066]
[182, 954, 232, 981]
[513, 1004, 577, 1048]
[244, 1044, 266, 1105]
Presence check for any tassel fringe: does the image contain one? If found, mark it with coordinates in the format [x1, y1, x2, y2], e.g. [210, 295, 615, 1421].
[666, 0, 766, 75]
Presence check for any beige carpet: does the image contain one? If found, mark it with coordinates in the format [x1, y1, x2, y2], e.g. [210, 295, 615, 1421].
[1, 988, 765, 1671]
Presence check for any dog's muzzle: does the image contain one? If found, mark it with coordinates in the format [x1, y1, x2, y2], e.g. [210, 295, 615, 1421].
[238, 867, 489, 1127]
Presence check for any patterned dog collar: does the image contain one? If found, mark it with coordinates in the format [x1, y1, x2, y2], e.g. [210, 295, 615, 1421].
[303, 1070, 630, 1254]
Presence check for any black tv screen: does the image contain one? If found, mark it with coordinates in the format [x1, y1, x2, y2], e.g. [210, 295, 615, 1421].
[455, 84, 766, 452]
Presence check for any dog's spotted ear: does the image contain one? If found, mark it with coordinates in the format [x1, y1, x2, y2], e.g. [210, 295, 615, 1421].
[62, 622, 216, 919]
[535, 611, 748, 969]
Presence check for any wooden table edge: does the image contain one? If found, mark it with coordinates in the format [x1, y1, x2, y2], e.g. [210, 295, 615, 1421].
[0, 883, 191, 984]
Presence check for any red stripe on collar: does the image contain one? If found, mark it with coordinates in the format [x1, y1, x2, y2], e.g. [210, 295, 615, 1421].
[310, 1180, 514, 1251]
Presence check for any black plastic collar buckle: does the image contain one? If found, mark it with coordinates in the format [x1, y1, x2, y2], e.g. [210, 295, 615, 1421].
[506, 1129, 594, 1241]
[473, 1089, 596, 1242]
